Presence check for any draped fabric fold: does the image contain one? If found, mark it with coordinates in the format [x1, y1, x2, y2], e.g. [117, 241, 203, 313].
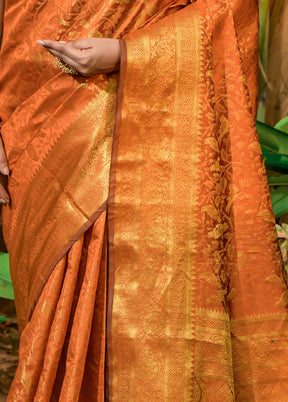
[0, 0, 188, 330]
[1, 0, 288, 400]
[8, 212, 107, 401]
[108, 1, 288, 399]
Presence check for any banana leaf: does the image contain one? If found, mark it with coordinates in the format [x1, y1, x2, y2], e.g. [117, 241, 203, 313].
[261, 147, 288, 171]
[257, 121, 288, 154]
[257, 121, 288, 171]
[268, 175, 288, 185]
[270, 186, 288, 218]
[0, 253, 14, 300]
[275, 116, 288, 134]
[257, 120, 288, 217]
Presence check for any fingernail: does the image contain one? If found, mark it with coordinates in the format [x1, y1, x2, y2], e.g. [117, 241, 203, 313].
[0, 198, 8, 204]
[2, 167, 9, 175]
[37, 40, 45, 46]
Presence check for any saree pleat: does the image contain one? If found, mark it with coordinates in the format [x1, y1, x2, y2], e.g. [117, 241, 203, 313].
[0, 0, 288, 400]
[8, 212, 107, 401]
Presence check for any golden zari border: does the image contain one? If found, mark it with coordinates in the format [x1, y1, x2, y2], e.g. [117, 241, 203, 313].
[109, 4, 202, 400]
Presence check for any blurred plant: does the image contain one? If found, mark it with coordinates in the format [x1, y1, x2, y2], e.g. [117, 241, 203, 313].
[257, 121, 288, 218]
[257, 0, 288, 277]
[256, 1, 288, 217]
[258, 0, 270, 123]
[0, 253, 13, 301]
[0, 253, 15, 322]
[276, 223, 288, 275]
[258, 0, 285, 121]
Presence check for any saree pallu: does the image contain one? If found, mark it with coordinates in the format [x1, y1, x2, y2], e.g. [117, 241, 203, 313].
[1, 0, 288, 400]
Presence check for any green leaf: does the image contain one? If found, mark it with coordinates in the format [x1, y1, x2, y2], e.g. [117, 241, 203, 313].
[275, 116, 288, 134]
[257, 121, 288, 154]
[262, 147, 288, 170]
[0, 253, 14, 300]
[268, 175, 288, 185]
[270, 187, 288, 218]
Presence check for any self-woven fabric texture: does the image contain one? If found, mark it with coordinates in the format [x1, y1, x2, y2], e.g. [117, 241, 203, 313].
[1, 0, 288, 400]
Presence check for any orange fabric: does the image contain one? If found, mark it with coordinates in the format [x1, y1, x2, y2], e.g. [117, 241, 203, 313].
[8, 212, 107, 401]
[0, 0, 188, 330]
[0, 0, 288, 400]
[108, 0, 288, 400]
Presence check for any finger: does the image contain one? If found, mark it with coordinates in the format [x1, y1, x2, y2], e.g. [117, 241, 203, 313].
[39, 38, 94, 51]
[0, 137, 9, 176]
[38, 40, 83, 62]
[46, 48, 80, 71]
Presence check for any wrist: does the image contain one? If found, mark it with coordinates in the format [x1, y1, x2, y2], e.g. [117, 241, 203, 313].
[110, 39, 121, 72]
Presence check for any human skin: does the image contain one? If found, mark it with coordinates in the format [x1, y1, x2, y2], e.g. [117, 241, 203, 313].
[38, 38, 121, 76]
[0, 35, 121, 203]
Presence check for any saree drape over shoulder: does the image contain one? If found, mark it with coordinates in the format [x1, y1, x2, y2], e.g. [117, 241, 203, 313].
[1, 0, 288, 400]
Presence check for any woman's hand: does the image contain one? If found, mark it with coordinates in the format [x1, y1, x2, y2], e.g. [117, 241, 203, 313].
[0, 136, 10, 204]
[37, 38, 121, 76]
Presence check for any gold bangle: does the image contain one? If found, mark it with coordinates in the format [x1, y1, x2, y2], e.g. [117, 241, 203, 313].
[56, 57, 79, 76]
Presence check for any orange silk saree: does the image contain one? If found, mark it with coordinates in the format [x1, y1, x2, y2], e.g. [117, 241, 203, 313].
[1, 0, 288, 400]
